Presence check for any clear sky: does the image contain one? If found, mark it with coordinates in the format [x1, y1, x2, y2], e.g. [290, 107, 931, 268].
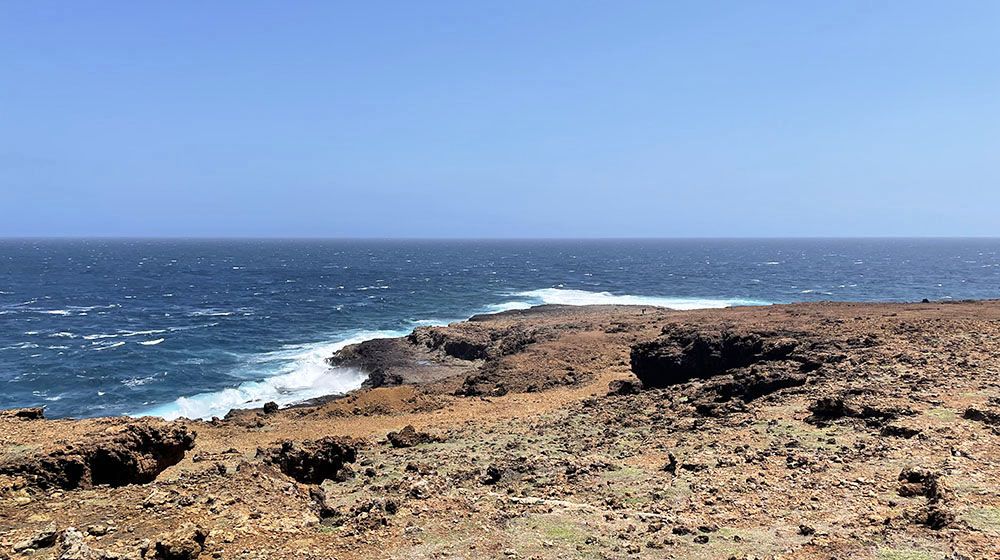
[2, 2, 998, 237]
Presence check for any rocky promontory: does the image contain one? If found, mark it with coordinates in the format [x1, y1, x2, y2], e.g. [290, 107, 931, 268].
[3, 301, 1000, 559]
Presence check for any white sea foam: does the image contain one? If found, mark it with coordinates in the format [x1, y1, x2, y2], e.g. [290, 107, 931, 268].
[138, 338, 165, 346]
[140, 329, 406, 421]
[123, 375, 156, 387]
[483, 301, 533, 313]
[127, 328, 169, 336]
[188, 310, 234, 317]
[508, 288, 767, 310]
[1, 342, 40, 350]
[84, 328, 169, 340]
[84, 333, 121, 340]
[92, 341, 126, 351]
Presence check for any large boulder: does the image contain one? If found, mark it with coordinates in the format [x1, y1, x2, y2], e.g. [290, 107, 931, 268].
[386, 425, 437, 448]
[151, 524, 209, 560]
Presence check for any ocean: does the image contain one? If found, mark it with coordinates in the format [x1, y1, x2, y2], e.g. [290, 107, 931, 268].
[1, 238, 997, 420]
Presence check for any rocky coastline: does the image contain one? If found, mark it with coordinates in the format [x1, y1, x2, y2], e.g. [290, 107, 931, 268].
[3, 301, 1000, 559]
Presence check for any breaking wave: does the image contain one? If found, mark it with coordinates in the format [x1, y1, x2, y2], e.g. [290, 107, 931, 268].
[507, 288, 768, 310]
[140, 329, 407, 421]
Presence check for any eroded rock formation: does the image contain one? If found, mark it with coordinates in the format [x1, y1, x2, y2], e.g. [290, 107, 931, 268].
[259, 437, 358, 484]
[0, 420, 195, 490]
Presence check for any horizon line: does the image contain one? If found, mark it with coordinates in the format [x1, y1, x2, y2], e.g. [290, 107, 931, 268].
[1, 235, 1000, 242]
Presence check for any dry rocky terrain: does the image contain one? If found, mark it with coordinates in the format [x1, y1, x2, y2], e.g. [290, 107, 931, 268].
[3, 301, 1000, 559]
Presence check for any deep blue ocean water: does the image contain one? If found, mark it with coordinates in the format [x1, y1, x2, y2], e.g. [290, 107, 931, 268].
[1, 239, 998, 420]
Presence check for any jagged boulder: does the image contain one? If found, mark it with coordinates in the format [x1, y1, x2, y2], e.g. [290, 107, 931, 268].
[13, 523, 57, 552]
[151, 524, 209, 560]
[386, 425, 437, 448]
[607, 379, 642, 396]
[259, 437, 357, 484]
[0, 420, 195, 490]
[806, 393, 916, 427]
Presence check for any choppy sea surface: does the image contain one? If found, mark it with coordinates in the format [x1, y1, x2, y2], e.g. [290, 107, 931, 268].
[1, 239, 997, 420]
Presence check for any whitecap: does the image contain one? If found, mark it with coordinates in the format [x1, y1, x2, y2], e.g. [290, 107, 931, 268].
[483, 301, 533, 313]
[138, 338, 165, 346]
[87, 328, 168, 340]
[1, 342, 40, 350]
[122, 375, 156, 387]
[92, 341, 125, 351]
[84, 332, 121, 340]
[188, 310, 234, 317]
[801, 289, 834, 296]
[49, 332, 76, 339]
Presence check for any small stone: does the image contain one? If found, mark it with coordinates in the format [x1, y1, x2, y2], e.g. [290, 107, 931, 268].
[86, 524, 109, 537]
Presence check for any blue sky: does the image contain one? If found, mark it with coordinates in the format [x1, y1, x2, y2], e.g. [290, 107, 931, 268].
[2, 2, 998, 237]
